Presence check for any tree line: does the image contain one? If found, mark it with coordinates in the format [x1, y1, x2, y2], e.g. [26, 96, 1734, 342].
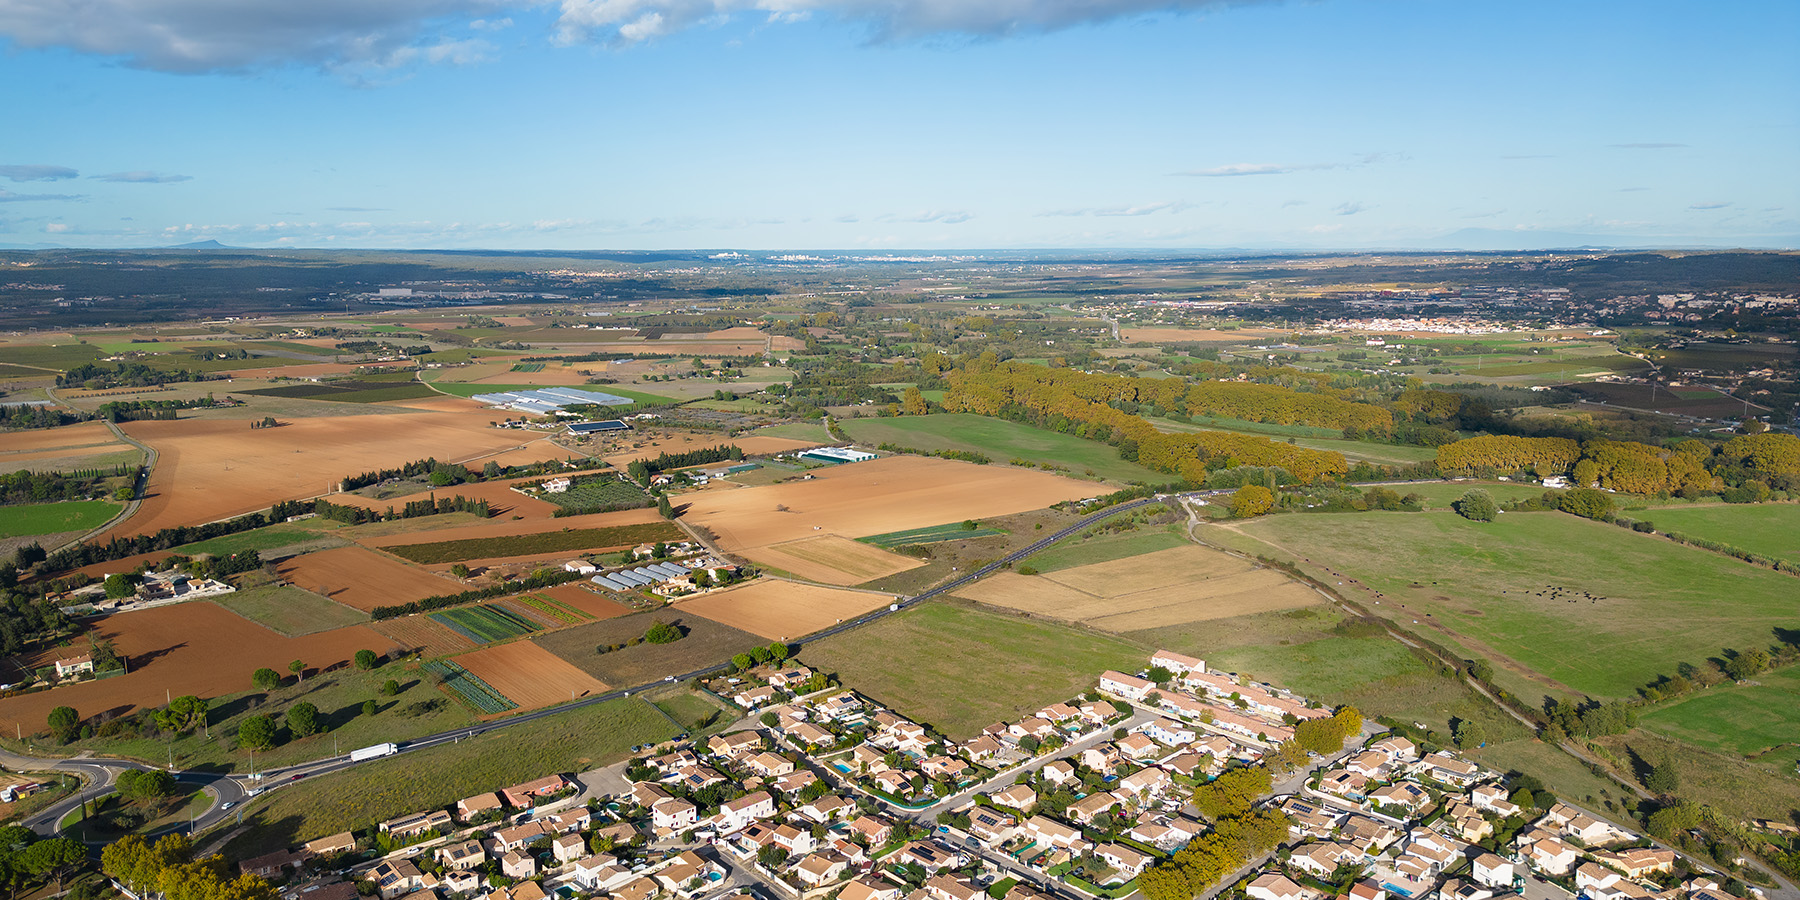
[1437, 431, 1800, 497]
[626, 444, 744, 480]
[0, 465, 133, 506]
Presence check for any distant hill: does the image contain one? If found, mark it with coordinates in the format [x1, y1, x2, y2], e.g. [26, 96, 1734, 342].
[167, 239, 237, 250]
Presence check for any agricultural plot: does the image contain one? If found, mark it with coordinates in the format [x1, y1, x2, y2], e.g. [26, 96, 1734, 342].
[741, 535, 924, 585]
[1224, 509, 1800, 701]
[534, 611, 763, 688]
[839, 414, 1165, 483]
[1567, 382, 1763, 418]
[1639, 665, 1800, 757]
[676, 580, 894, 640]
[383, 522, 683, 565]
[0, 500, 120, 538]
[958, 544, 1320, 632]
[1019, 528, 1189, 573]
[452, 641, 609, 710]
[215, 585, 369, 636]
[514, 592, 592, 625]
[1631, 503, 1800, 562]
[275, 547, 463, 613]
[371, 615, 476, 657]
[681, 455, 1096, 553]
[240, 379, 438, 403]
[0, 603, 395, 738]
[537, 477, 648, 512]
[801, 600, 1146, 740]
[422, 660, 517, 714]
[430, 605, 542, 644]
[860, 522, 1007, 548]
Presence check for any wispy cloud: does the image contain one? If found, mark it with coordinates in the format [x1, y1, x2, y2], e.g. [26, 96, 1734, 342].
[92, 171, 192, 183]
[1611, 142, 1687, 149]
[1334, 201, 1367, 216]
[1689, 201, 1731, 210]
[468, 16, 512, 30]
[878, 210, 972, 224]
[0, 189, 83, 203]
[1037, 201, 1190, 218]
[1173, 153, 1393, 178]
[0, 165, 79, 182]
[1461, 209, 1505, 219]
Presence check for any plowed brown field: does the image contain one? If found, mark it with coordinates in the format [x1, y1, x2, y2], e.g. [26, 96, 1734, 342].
[452, 642, 609, 711]
[675, 580, 894, 641]
[536, 582, 634, 619]
[680, 456, 1095, 552]
[0, 421, 123, 454]
[741, 535, 923, 585]
[0, 604, 395, 735]
[275, 547, 463, 613]
[110, 412, 526, 536]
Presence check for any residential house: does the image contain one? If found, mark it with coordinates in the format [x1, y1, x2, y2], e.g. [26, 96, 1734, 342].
[554, 833, 588, 863]
[1151, 650, 1206, 677]
[435, 841, 486, 871]
[992, 783, 1037, 811]
[963, 735, 1005, 762]
[798, 794, 854, 823]
[1368, 781, 1432, 816]
[1317, 769, 1369, 800]
[925, 875, 984, 900]
[1418, 752, 1481, 788]
[456, 792, 505, 821]
[1288, 842, 1363, 878]
[1596, 848, 1676, 878]
[1094, 843, 1150, 881]
[369, 860, 433, 900]
[1246, 874, 1313, 900]
[493, 821, 551, 852]
[53, 655, 94, 678]
[303, 832, 357, 857]
[796, 854, 850, 888]
[439, 871, 483, 895]
[1470, 784, 1522, 818]
[1340, 815, 1402, 851]
[1117, 733, 1161, 760]
[735, 686, 779, 708]
[968, 807, 1018, 844]
[1041, 760, 1077, 784]
[771, 823, 817, 856]
[873, 770, 912, 796]
[817, 693, 863, 719]
[1522, 836, 1579, 875]
[846, 815, 893, 847]
[1099, 670, 1154, 701]
[379, 810, 452, 840]
[611, 878, 659, 900]
[1472, 853, 1516, 890]
[894, 841, 960, 872]
[1143, 718, 1199, 746]
[1345, 750, 1393, 780]
[539, 808, 593, 834]
[747, 752, 797, 777]
[502, 774, 570, 808]
[1023, 816, 1089, 852]
[1118, 766, 1172, 798]
[788, 722, 835, 748]
[709, 731, 763, 759]
[1370, 735, 1418, 762]
[714, 790, 774, 833]
[1066, 790, 1121, 825]
[1080, 745, 1120, 773]
[238, 850, 303, 880]
[500, 851, 536, 880]
[655, 850, 717, 895]
[652, 797, 698, 832]
[573, 856, 633, 894]
[920, 756, 971, 780]
[839, 877, 904, 900]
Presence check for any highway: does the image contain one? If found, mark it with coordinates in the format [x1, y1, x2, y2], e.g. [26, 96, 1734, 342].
[8, 494, 1168, 840]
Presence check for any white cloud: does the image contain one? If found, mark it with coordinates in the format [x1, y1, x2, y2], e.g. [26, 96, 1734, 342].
[93, 171, 193, 183]
[1689, 201, 1731, 210]
[44, 222, 70, 233]
[468, 16, 512, 29]
[0, 0, 511, 73]
[1333, 201, 1367, 216]
[0, 164, 78, 181]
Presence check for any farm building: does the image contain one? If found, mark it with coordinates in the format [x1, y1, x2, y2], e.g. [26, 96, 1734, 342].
[542, 478, 572, 493]
[798, 446, 877, 465]
[563, 560, 598, 575]
[471, 387, 635, 415]
[568, 420, 631, 435]
[589, 562, 694, 592]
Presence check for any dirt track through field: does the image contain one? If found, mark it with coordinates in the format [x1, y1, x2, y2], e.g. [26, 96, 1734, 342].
[109, 409, 527, 536]
[739, 535, 923, 585]
[452, 641, 609, 710]
[0, 604, 396, 735]
[275, 547, 463, 613]
[680, 456, 1097, 552]
[674, 580, 895, 640]
[955, 544, 1320, 631]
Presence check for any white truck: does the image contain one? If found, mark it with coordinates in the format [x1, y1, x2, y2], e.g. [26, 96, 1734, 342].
[350, 742, 399, 762]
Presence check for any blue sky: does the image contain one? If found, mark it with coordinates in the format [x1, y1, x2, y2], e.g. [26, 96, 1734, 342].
[2, 0, 1795, 250]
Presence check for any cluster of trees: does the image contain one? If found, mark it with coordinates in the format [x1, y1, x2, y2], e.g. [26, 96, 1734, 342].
[102, 833, 278, 900]
[116, 768, 177, 804]
[271, 495, 491, 526]
[369, 568, 584, 620]
[1439, 432, 1800, 497]
[338, 457, 458, 491]
[627, 444, 744, 479]
[1638, 635, 1799, 703]
[0, 465, 133, 505]
[730, 642, 792, 671]
[94, 397, 224, 423]
[0, 594, 71, 658]
[644, 620, 684, 644]
[1541, 696, 1637, 742]
[874, 443, 990, 465]
[1138, 806, 1291, 900]
[1453, 489, 1499, 522]
[1229, 486, 1275, 518]
[58, 361, 221, 390]
[0, 825, 84, 893]
[1292, 707, 1363, 755]
[1190, 765, 1274, 821]
[1, 405, 84, 431]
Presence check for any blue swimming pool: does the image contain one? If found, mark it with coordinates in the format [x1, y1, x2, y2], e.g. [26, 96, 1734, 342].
[1383, 883, 1415, 897]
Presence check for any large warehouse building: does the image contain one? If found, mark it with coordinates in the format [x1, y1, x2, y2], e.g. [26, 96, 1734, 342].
[798, 446, 877, 465]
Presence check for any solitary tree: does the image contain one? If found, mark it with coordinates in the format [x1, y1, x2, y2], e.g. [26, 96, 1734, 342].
[381, 679, 401, 696]
[238, 714, 276, 751]
[47, 706, 80, 743]
[1453, 489, 1498, 522]
[252, 667, 281, 691]
[768, 642, 789, 663]
[288, 659, 306, 681]
[354, 649, 379, 671]
[450, 564, 471, 579]
[361, 699, 378, 718]
[645, 620, 683, 644]
[286, 702, 320, 737]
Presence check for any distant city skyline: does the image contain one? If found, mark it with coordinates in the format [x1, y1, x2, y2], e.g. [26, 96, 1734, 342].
[2, 0, 1795, 250]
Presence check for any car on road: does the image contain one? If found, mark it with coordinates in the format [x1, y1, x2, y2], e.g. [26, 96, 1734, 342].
[221, 802, 235, 810]
[290, 773, 305, 781]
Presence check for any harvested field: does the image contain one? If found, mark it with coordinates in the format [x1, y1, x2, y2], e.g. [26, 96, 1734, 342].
[956, 545, 1321, 631]
[371, 616, 476, 657]
[0, 604, 395, 736]
[0, 421, 123, 454]
[275, 547, 463, 613]
[0, 447, 142, 473]
[356, 507, 664, 548]
[740, 535, 923, 585]
[681, 456, 1096, 552]
[463, 440, 594, 470]
[534, 611, 763, 688]
[536, 582, 634, 619]
[675, 580, 894, 640]
[383, 522, 682, 565]
[452, 642, 609, 711]
[110, 411, 527, 536]
[599, 433, 824, 469]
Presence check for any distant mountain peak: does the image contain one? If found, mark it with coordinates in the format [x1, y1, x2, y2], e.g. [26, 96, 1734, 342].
[169, 239, 235, 250]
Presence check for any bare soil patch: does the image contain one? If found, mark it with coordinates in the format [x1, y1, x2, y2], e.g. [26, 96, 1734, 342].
[453, 641, 609, 710]
[537, 582, 634, 619]
[0, 421, 122, 454]
[275, 547, 463, 613]
[740, 535, 923, 585]
[675, 580, 895, 641]
[110, 411, 526, 536]
[1042, 545, 1247, 595]
[534, 612, 763, 688]
[680, 456, 1096, 552]
[0, 604, 395, 736]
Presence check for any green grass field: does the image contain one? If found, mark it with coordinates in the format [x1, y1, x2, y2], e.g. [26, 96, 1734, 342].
[222, 696, 676, 856]
[431, 605, 541, 644]
[0, 343, 104, 370]
[1148, 416, 1440, 466]
[1224, 510, 1800, 701]
[1631, 504, 1800, 562]
[1389, 481, 1572, 508]
[0, 500, 120, 538]
[384, 522, 682, 564]
[1018, 527, 1188, 573]
[754, 423, 833, 442]
[1638, 665, 1800, 756]
[800, 600, 1147, 740]
[839, 414, 1163, 483]
[860, 522, 1007, 549]
[174, 522, 349, 557]
[215, 586, 368, 636]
